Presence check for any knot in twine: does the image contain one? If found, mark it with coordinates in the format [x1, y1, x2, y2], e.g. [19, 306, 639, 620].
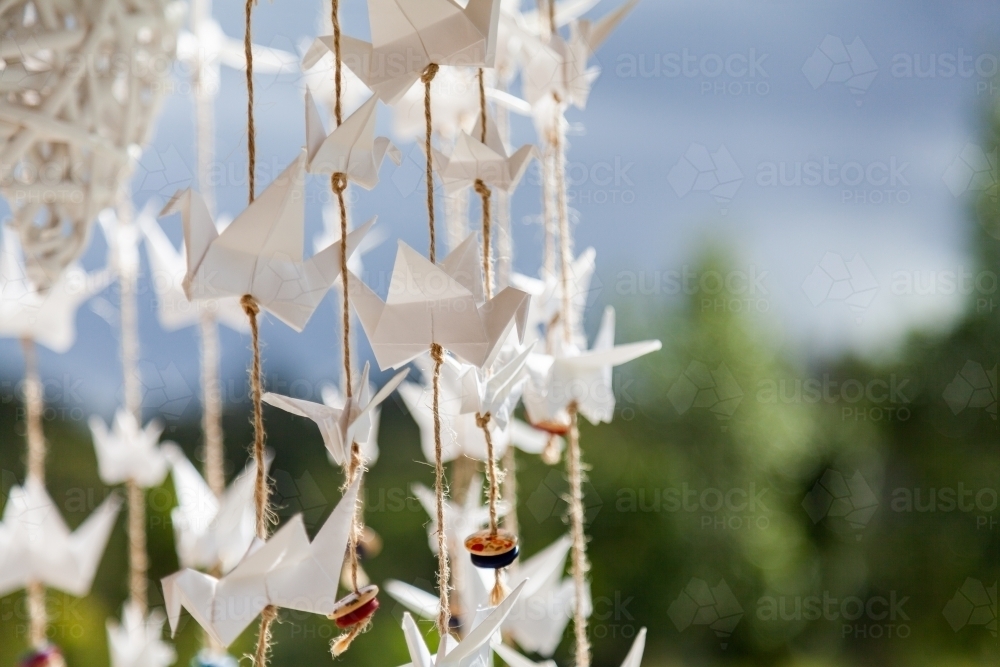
[331, 172, 348, 193]
[240, 294, 260, 317]
[474, 179, 491, 198]
[475, 411, 491, 429]
[421, 63, 440, 84]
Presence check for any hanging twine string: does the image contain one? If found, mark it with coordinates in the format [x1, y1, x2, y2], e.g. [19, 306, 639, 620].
[244, 0, 257, 202]
[475, 412, 509, 606]
[21, 337, 47, 648]
[565, 402, 591, 667]
[475, 180, 493, 298]
[114, 192, 148, 616]
[200, 312, 225, 497]
[429, 343, 452, 638]
[551, 101, 573, 345]
[540, 138, 556, 280]
[331, 0, 343, 126]
[240, 296, 274, 540]
[331, 174, 352, 398]
[241, 294, 277, 662]
[422, 64, 440, 263]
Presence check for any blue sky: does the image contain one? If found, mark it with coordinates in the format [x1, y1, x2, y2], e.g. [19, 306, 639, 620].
[3, 0, 1000, 422]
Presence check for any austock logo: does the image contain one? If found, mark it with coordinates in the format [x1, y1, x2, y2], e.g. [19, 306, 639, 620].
[802, 469, 878, 540]
[526, 468, 603, 525]
[666, 361, 743, 429]
[667, 143, 743, 213]
[942, 361, 997, 420]
[667, 578, 743, 649]
[943, 578, 997, 636]
[802, 35, 878, 105]
[802, 252, 879, 322]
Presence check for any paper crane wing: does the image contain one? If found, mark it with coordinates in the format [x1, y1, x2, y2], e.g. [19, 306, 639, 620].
[386, 580, 441, 619]
[262, 392, 348, 464]
[305, 92, 397, 190]
[436, 580, 525, 666]
[265, 476, 361, 615]
[491, 643, 556, 667]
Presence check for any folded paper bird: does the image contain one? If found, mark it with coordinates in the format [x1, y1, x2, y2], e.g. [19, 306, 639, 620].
[431, 111, 536, 194]
[0, 226, 112, 352]
[88, 409, 173, 488]
[162, 152, 374, 332]
[520, 0, 637, 111]
[303, 0, 503, 105]
[164, 445, 270, 575]
[106, 601, 176, 667]
[397, 581, 525, 667]
[399, 346, 553, 462]
[349, 235, 529, 370]
[511, 247, 596, 349]
[0, 477, 121, 598]
[304, 91, 401, 189]
[162, 477, 361, 647]
[263, 362, 408, 466]
[387, 535, 583, 655]
[523, 306, 661, 431]
[138, 204, 248, 333]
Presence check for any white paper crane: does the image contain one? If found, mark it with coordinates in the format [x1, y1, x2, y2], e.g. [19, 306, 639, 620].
[164, 445, 270, 575]
[523, 306, 660, 430]
[137, 204, 248, 333]
[0, 477, 121, 598]
[303, 0, 504, 104]
[0, 226, 112, 352]
[106, 601, 177, 667]
[398, 346, 552, 462]
[349, 234, 530, 370]
[263, 362, 408, 466]
[432, 111, 536, 194]
[88, 409, 173, 488]
[519, 0, 637, 111]
[398, 580, 526, 667]
[162, 152, 375, 332]
[387, 535, 583, 656]
[511, 247, 596, 348]
[162, 477, 361, 647]
[305, 92, 402, 189]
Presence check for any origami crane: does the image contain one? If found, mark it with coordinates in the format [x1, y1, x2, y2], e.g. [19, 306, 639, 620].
[163, 477, 361, 647]
[431, 110, 536, 194]
[397, 581, 525, 667]
[412, 476, 504, 557]
[519, 0, 637, 122]
[303, 0, 504, 104]
[0, 226, 112, 352]
[304, 91, 401, 189]
[106, 601, 176, 667]
[349, 234, 530, 370]
[0, 476, 121, 598]
[164, 445, 270, 575]
[511, 247, 596, 348]
[138, 205, 248, 333]
[523, 306, 661, 429]
[399, 346, 553, 462]
[263, 362, 408, 466]
[387, 535, 583, 655]
[163, 152, 375, 332]
[89, 409, 173, 488]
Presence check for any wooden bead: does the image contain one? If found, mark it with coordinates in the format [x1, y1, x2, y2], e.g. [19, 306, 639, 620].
[464, 529, 519, 569]
[330, 584, 380, 628]
[18, 646, 65, 667]
[532, 419, 570, 435]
